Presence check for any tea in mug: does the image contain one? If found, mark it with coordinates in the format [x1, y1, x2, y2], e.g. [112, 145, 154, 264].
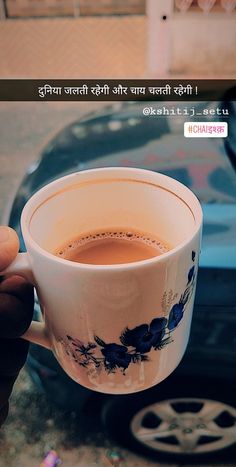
[55, 229, 170, 265]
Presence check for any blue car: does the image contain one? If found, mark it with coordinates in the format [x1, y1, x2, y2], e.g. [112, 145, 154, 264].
[7, 98, 236, 463]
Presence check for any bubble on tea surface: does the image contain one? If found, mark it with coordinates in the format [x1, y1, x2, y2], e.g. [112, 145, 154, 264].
[56, 229, 169, 260]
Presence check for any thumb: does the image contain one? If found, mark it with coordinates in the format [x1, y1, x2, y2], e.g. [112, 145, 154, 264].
[0, 226, 20, 272]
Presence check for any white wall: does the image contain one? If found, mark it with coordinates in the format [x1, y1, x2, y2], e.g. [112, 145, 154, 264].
[171, 14, 236, 75]
[147, 0, 236, 76]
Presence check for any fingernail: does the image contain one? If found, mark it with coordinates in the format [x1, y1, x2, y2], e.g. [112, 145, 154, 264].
[0, 226, 10, 242]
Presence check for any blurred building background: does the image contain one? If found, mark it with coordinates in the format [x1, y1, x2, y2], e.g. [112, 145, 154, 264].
[0, 0, 235, 78]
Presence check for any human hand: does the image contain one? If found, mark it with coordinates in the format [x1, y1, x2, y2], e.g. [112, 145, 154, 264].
[0, 226, 34, 426]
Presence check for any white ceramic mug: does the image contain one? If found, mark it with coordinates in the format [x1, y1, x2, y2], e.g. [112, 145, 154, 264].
[3, 168, 202, 394]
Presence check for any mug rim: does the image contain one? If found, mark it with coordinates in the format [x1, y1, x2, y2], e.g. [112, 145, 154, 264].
[21, 167, 203, 271]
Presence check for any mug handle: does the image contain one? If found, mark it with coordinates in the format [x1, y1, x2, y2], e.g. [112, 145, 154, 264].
[2, 253, 51, 350]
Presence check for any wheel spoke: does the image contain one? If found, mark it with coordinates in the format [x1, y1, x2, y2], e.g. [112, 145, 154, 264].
[198, 401, 226, 422]
[135, 426, 159, 442]
[136, 421, 175, 441]
[203, 421, 236, 438]
[154, 428, 179, 439]
[152, 402, 178, 422]
[152, 421, 179, 439]
[175, 431, 200, 451]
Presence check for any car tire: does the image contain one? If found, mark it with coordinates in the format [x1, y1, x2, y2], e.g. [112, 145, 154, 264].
[102, 374, 236, 463]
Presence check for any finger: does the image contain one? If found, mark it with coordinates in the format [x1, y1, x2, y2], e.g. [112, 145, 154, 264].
[0, 338, 29, 377]
[0, 276, 34, 338]
[0, 227, 19, 271]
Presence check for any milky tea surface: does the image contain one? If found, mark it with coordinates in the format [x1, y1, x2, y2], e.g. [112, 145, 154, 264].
[55, 229, 170, 265]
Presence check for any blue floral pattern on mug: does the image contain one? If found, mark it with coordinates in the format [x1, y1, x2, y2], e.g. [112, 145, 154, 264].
[62, 251, 197, 374]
